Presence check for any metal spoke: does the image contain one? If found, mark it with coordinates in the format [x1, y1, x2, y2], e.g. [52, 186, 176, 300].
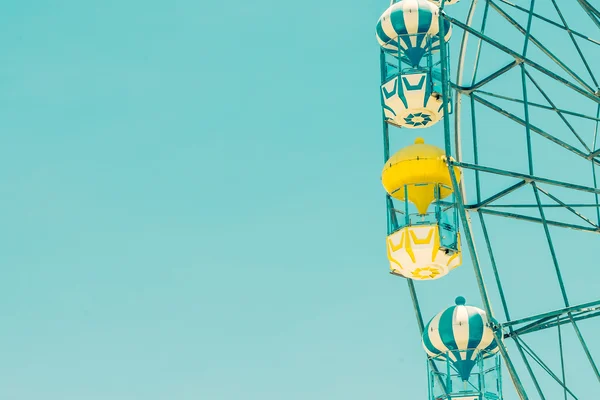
[577, 0, 600, 31]
[557, 317, 567, 400]
[476, 208, 599, 233]
[470, 180, 528, 209]
[514, 337, 579, 399]
[468, 93, 596, 163]
[453, 161, 600, 195]
[490, 0, 595, 94]
[524, 68, 592, 152]
[502, 299, 600, 330]
[477, 212, 544, 398]
[481, 203, 600, 208]
[550, 0, 599, 88]
[471, 0, 490, 85]
[445, 15, 600, 104]
[593, 105, 600, 225]
[457, 61, 518, 93]
[496, 0, 600, 46]
[474, 90, 600, 122]
[532, 181, 570, 305]
[536, 186, 598, 228]
[454, 0, 480, 169]
[568, 313, 600, 383]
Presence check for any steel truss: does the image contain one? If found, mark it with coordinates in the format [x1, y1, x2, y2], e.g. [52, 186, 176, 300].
[382, 0, 600, 398]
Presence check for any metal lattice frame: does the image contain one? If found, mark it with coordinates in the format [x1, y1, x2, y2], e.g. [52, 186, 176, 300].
[382, 0, 600, 398]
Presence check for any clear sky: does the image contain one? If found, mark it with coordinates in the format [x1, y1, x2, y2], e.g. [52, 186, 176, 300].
[0, 0, 598, 399]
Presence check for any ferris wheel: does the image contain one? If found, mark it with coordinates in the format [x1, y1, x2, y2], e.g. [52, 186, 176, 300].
[375, 0, 600, 398]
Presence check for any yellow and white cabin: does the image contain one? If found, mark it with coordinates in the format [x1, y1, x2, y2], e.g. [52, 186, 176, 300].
[387, 225, 461, 280]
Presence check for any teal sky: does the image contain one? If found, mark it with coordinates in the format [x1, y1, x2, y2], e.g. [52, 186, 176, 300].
[0, 0, 599, 399]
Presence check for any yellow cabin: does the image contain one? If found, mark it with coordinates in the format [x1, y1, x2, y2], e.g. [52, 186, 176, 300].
[382, 138, 462, 280]
[382, 137, 460, 214]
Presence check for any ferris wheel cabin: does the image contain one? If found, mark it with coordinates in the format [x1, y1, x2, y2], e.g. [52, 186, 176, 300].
[382, 138, 462, 280]
[377, 0, 453, 129]
[423, 298, 502, 400]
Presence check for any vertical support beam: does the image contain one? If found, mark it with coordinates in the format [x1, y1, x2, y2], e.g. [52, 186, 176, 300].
[381, 50, 399, 234]
[498, 356, 503, 398]
[428, 364, 432, 400]
[531, 183, 568, 304]
[470, 96, 482, 203]
[593, 104, 600, 226]
[454, 0, 480, 182]
[471, 0, 490, 84]
[477, 214, 510, 320]
[404, 185, 409, 227]
[439, 8, 452, 157]
[521, 68, 533, 175]
[387, 195, 398, 234]
[406, 280, 424, 332]
[520, 0, 535, 175]
[557, 317, 567, 400]
[380, 50, 389, 163]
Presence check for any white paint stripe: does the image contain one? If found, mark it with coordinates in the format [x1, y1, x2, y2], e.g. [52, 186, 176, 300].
[453, 306, 470, 359]
[404, 0, 419, 36]
[381, 11, 398, 45]
[444, 22, 453, 41]
[428, 311, 454, 361]
[478, 310, 495, 351]
[429, 9, 440, 36]
[424, 348, 437, 358]
[409, 34, 417, 48]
